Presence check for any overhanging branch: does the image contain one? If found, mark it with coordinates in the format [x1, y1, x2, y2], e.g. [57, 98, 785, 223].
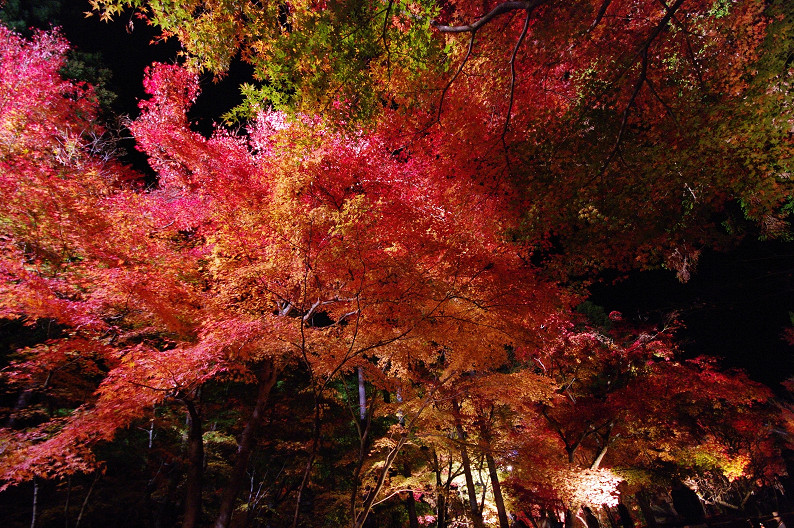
[589, 0, 613, 31]
[431, 0, 548, 33]
[596, 0, 686, 178]
[503, 9, 532, 140]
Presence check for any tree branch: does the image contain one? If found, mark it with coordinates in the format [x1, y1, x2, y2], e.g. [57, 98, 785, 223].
[645, 0, 687, 48]
[437, 32, 476, 123]
[431, 0, 547, 33]
[598, 47, 648, 177]
[382, 0, 395, 78]
[597, 0, 685, 177]
[645, 74, 681, 132]
[655, 0, 705, 89]
[503, 9, 532, 141]
[589, 0, 613, 31]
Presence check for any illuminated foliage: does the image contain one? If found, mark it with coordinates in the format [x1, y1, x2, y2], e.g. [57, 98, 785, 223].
[1, 0, 792, 524]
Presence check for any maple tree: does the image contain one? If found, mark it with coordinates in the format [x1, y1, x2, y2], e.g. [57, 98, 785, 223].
[88, 0, 793, 280]
[500, 313, 782, 527]
[127, 57, 575, 527]
[0, 24, 218, 527]
[1, 27, 568, 526]
[1, 0, 793, 525]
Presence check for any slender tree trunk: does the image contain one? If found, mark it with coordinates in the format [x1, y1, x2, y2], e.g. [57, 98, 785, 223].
[566, 508, 577, 528]
[30, 478, 38, 528]
[349, 409, 372, 525]
[475, 406, 508, 528]
[183, 399, 204, 528]
[352, 382, 442, 528]
[64, 476, 71, 528]
[358, 367, 367, 422]
[406, 490, 420, 528]
[590, 423, 613, 470]
[603, 505, 618, 528]
[432, 449, 447, 528]
[291, 395, 322, 528]
[214, 362, 278, 528]
[148, 416, 155, 449]
[8, 385, 36, 428]
[590, 444, 609, 470]
[452, 399, 484, 528]
[635, 491, 658, 528]
[459, 445, 483, 528]
[437, 488, 447, 527]
[75, 473, 98, 528]
[486, 451, 510, 528]
[477, 455, 488, 512]
[353, 432, 410, 528]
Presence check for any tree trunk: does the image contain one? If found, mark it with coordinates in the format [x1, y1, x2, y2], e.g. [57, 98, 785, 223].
[452, 399, 484, 528]
[30, 478, 38, 528]
[64, 476, 71, 528]
[75, 473, 98, 528]
[358, 367, 367, 422]
[486, 451, 510, 528]
[432, 449, 447, 528]
[291, 395, 322, 528]
[590, 444, 608, 470]
[352, 432, 410, 528]
[477, 455, 488, 512]
[635, 491, 658, 528]
[214, 361, 278, 528]
[352, 383, 441, 528]
[183, 399, 204, 528]
[406, 490, 420, 528]
[459, 438, 484, 528]
[603, 505, 618, 528]
[590, 423, 613, 470]
[565, 508, 575, 528]
[349, 405, 373, 526]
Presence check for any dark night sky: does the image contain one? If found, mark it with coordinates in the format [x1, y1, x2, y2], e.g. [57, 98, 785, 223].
[59, 8, 253, 127]
[591, 239, 794, 388]
[7, 1, 794, 389]
[24, 2, 255, 171]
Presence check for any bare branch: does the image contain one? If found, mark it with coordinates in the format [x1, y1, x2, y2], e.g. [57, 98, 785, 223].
[655, 0, 705, 89]
[645, 74, 682, 132]
[437, 32, 476, 123]
[644, 0, 687, 47]
[599, 47, 649, 177]
[432, 0, 547, 33]
[278, 301, 293, 317]
[503, 9, 532, 141]
[381, 0, 395, 78]
[303, 299, 322, 323]
[597, 0, 686, 177]
[372, 488, 420, 507]
[589, 0, 613, 31]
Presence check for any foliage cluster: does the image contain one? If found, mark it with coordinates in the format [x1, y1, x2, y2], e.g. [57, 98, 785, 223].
[1, 0, 793, 527]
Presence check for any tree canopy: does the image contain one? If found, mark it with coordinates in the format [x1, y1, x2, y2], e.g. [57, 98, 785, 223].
[1, 0, 793, 527]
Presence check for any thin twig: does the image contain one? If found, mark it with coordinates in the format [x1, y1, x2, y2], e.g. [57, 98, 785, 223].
[645, 74, 681, 132]
[503, 9, 532, 142]
[382, 0, 395, 79]
[437, 32, 476, 123]
[655, 0, 705, 89]
[596, 0, 685, 178]
[75, 473, 100, 528]
[598, 47, 649, 177]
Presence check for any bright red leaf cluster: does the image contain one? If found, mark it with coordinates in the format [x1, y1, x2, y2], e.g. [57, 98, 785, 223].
[1, 2, 792, 526]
